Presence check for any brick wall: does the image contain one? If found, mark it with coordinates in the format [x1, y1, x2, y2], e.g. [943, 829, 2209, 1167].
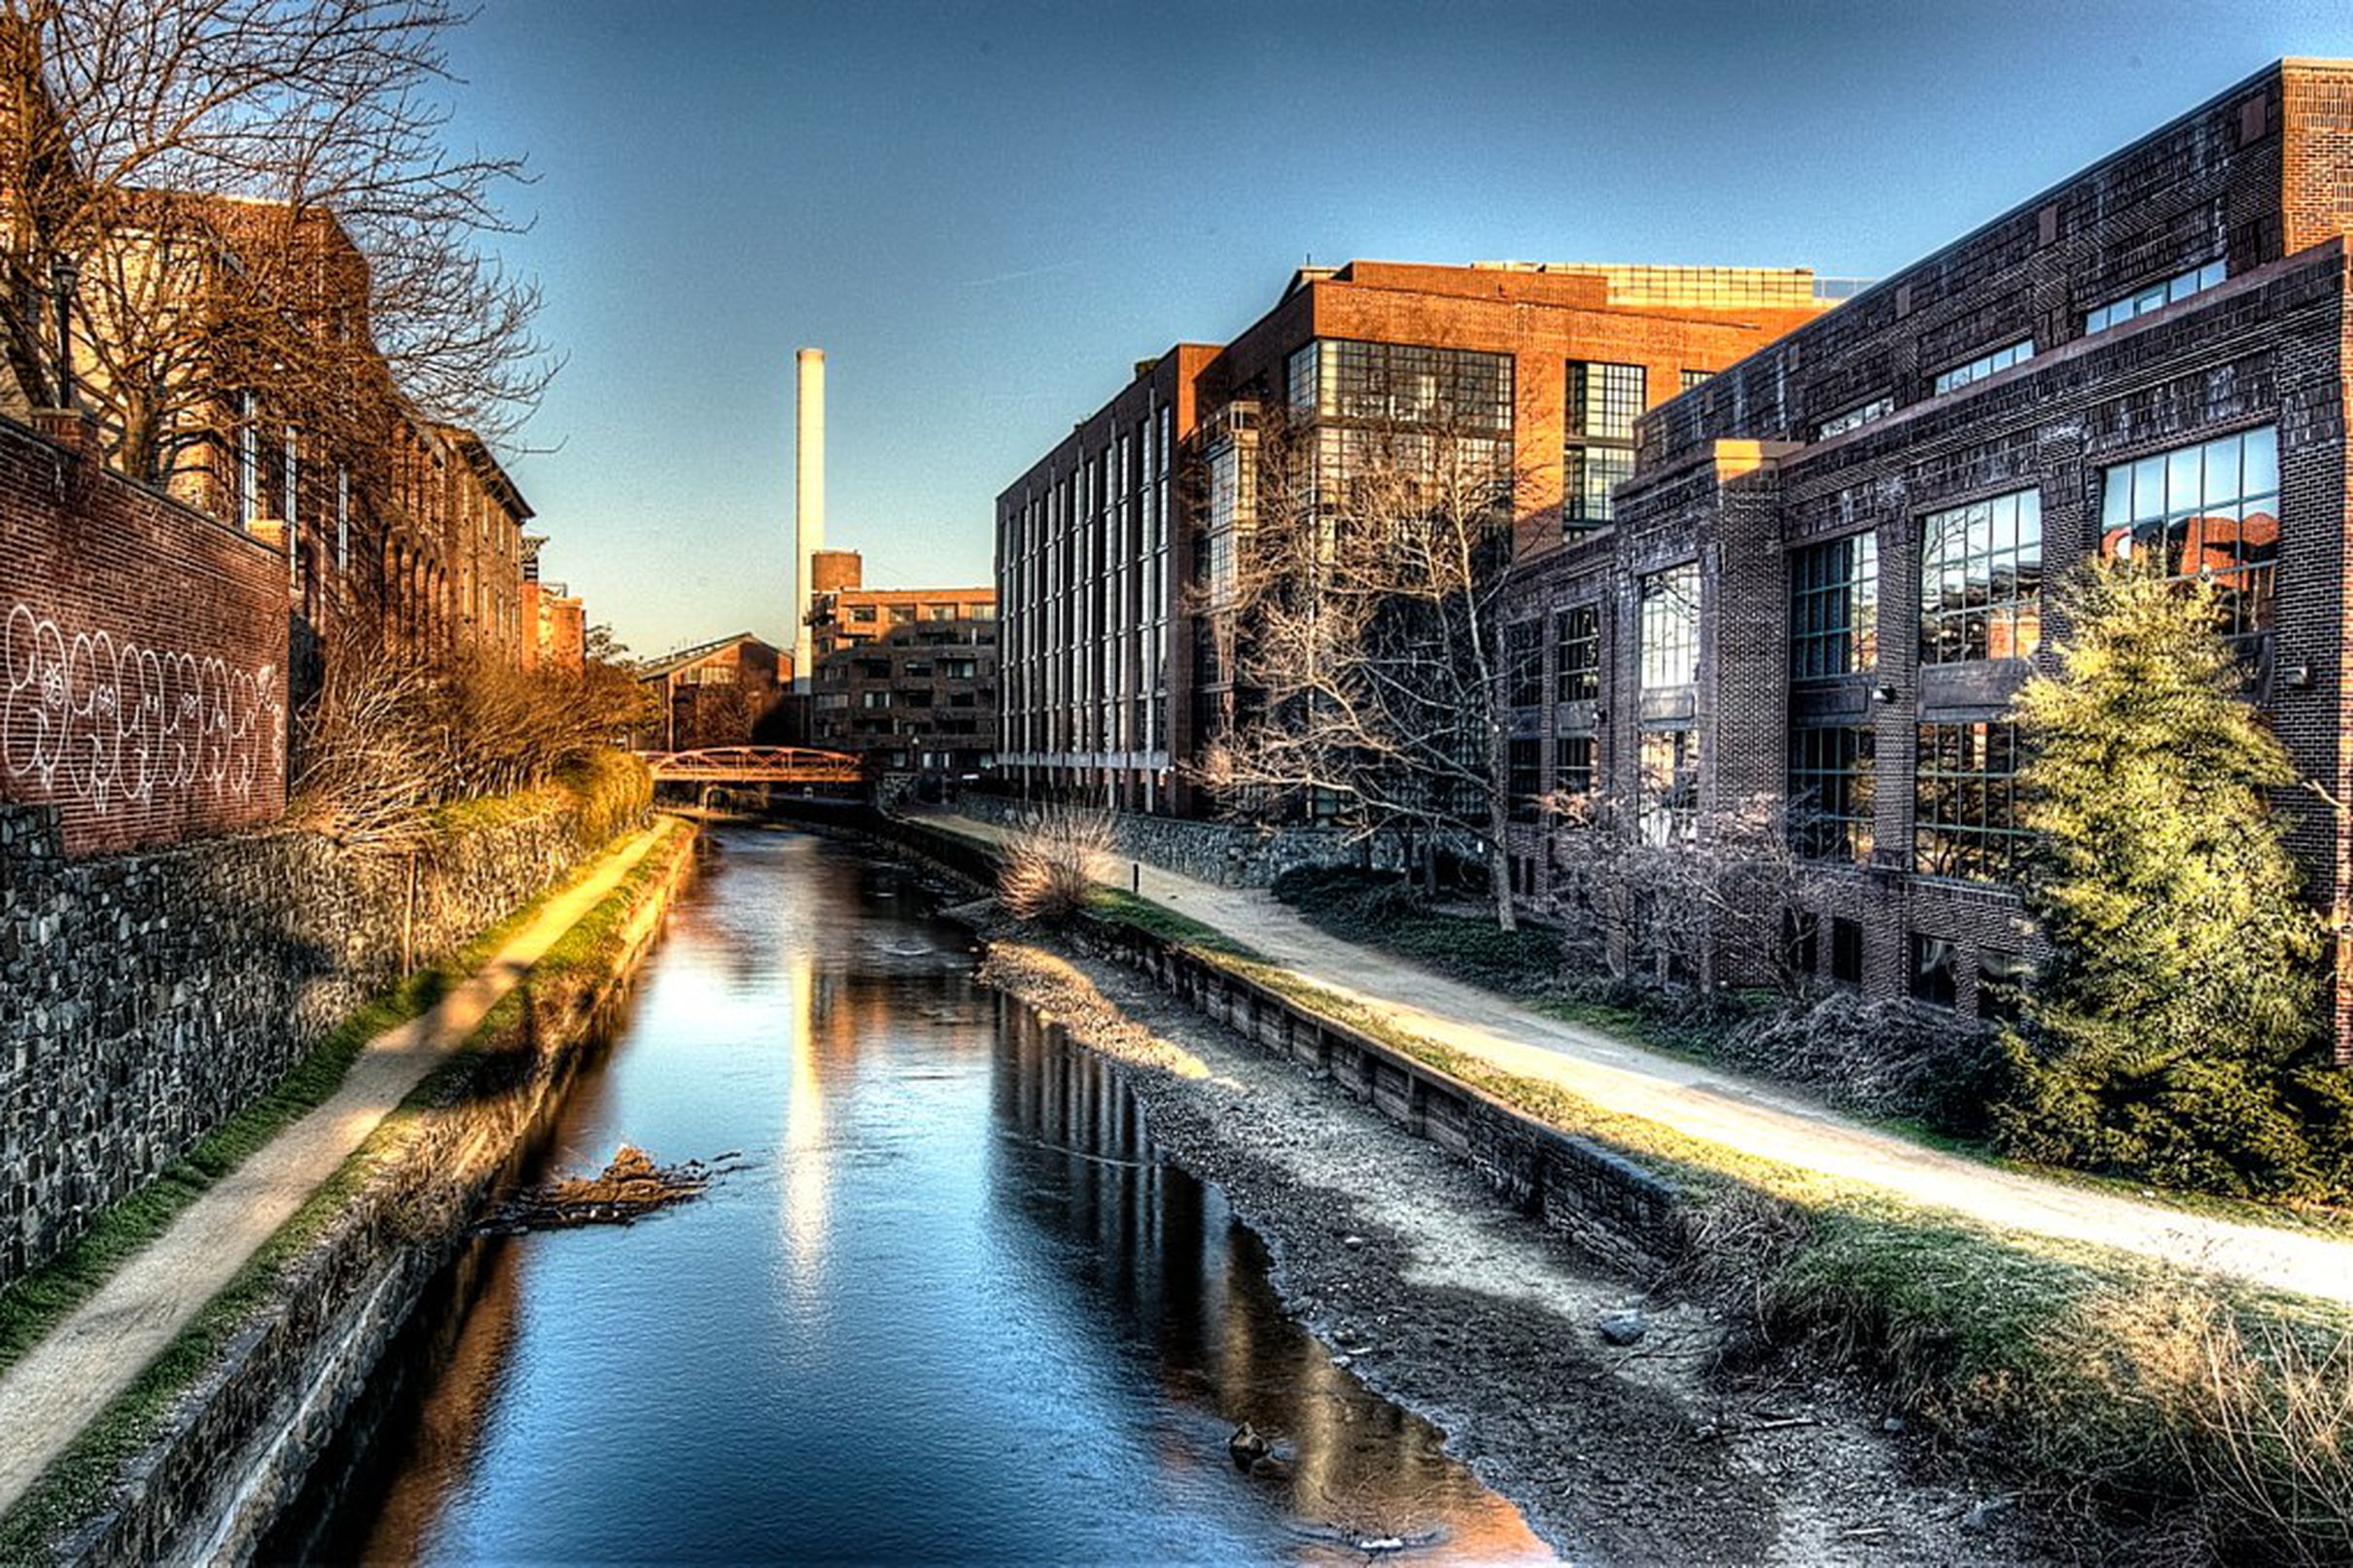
[0, 414, 288, 854]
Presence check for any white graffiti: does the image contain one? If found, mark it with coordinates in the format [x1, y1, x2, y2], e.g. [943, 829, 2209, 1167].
[3, 603, 284, 817]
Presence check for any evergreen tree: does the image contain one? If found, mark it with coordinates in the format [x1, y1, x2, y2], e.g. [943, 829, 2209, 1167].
[1995, 556, 2335, 1196]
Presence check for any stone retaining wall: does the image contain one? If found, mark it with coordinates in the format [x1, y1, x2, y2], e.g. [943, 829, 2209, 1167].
[49, 822, 696, 1568]
[0, 798, 615, 1288]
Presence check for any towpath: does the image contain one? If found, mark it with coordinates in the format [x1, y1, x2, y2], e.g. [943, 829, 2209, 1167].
[930, 811, 2353, 1308]
[0, 821, 673, 1516]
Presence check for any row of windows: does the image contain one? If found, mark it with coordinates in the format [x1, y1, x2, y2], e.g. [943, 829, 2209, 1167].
[1805, 259, 2227, 447]
[1931, 336, 2032, 396]
[1287, 338, 1515, 433]
[1782, 425, 2277, 678]
[2084, 259, 2227, 334]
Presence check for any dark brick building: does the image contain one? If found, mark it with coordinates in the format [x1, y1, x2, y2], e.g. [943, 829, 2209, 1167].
[996, 261, 1838, 814]
[1501, 58, 2353, 1049]
[807, 550, 997, 778]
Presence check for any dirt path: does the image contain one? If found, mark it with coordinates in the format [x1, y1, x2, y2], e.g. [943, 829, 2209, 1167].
[930, 812, 2353, 1307]
[0, 821, 674, 1516]
[979, 937, 2050, 1565]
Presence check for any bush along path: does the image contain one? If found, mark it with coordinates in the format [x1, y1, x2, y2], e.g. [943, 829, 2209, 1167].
[0, 819, 677, 1520]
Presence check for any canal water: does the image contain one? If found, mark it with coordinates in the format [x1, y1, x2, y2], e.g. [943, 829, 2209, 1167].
[269, 826, 1550, 1565]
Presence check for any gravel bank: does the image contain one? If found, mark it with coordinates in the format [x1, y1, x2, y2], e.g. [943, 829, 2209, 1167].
[976, 932, 2055, 1568]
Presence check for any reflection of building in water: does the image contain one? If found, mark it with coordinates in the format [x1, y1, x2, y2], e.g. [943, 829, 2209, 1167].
[780, 953, 829, 1266]
[992, 1002, 1546, 1558]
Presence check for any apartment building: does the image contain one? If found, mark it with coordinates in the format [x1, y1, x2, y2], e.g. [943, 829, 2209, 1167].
[1500, 58, 2353, 1048]
[807, 550, 998, 777]
[995, 261, 1836, 814]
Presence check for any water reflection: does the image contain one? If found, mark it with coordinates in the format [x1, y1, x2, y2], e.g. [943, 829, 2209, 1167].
[267, 827, 1551, 1566]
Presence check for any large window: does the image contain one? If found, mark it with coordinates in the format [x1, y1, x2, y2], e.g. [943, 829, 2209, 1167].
[1563, 446, 1635, 534]
[1567, 361, 1645, 440]
[1564, 361, 1644, 537]
[1555, 733, 1595, 796]
[1919, 489, 2043, 664]
[1508, 738, 1543, 823]
[1788, 725, 1876, 861]
[1555, 603, 1600, 702]
[1932, 337, 2032, 396]
[1639, 729, 1698, 847]
[1639, 563, 1699, 688]
[1789, 533, 1878, 679]
[1506, 620, 1545, 708]
[2085, 259, 2226, 334]
[1914, 720, 2027, 883]
[2098, 426, 2279, 644]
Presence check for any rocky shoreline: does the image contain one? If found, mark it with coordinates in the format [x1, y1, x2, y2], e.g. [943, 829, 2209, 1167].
[973, 929, 2053, 1567]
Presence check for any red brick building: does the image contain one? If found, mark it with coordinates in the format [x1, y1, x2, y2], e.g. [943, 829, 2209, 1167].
[995, 261, 1837, 814]
[807, 550, 997, 777]
[636, 633, 789, 751]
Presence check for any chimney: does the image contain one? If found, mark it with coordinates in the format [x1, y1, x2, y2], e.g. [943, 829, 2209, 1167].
[794, 347, 825, 692]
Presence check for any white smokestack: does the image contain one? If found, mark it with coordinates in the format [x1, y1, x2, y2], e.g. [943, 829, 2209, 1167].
[793, 347, 825, 693]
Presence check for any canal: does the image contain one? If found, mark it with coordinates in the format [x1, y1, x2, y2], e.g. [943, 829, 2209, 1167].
[268, 826, 1551, 1565]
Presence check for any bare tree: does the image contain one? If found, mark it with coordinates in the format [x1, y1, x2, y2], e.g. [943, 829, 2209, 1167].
[0, 0, 549, 489]
[1547, 788, 1818, 995]
[1193, 401, 1528, 929]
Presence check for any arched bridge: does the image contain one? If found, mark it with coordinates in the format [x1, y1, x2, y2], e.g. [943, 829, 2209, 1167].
[637, 747, 865, 785]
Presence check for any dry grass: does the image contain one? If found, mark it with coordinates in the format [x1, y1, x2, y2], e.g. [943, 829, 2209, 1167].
[998, 806, 1112, 925]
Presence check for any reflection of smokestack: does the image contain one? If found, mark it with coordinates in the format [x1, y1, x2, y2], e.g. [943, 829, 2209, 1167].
[794, 347, 825, 693]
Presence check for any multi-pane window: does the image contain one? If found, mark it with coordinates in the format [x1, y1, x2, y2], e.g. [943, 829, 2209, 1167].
[1555, 603, 1600, 702]
[1567, 361, 1645, 440]
[1563, 446, 1635, 534]
[2084, 259, 2226, 334]
[1555, 734, 1595, 796]
[2098, 425, 2279, 645]
[1680, 368, 1714, 392]
[1788, 726, 1876, 861]
[1292, 338, 1514, 432]
[1506, 620, 1545, 708]
[1919, 489, 2043, 664]
[1564, 361, 1644, 537]
[1932, 337, 2033, 396]
[1914, 721, 2028, 883]
[1638, 728, 1698, 847]
[1817, 396, 1892, 440]
[1789, 533, 1879, 679]
[1508, 738, 1544, 822]
[1639, 563, 1699, 688]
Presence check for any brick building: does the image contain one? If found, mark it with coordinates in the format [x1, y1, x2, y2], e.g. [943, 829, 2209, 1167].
[1498, 58, 2353, 1047]
[995, 261, 1838, 814]
[636, 633, 789, 751]
[807, 550, 997, 777]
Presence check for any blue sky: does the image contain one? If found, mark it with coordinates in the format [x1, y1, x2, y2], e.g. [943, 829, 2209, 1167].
[438, 0, 2353, 659]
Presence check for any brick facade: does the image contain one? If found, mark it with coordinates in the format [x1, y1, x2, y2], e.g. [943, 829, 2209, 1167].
[1500, 60, 2353, 1052]
[807, 551, 998, 776]
[995, 263, 1833, 815]
[0, 412, 288, 853]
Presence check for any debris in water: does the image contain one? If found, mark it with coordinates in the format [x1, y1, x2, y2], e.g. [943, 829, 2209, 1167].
[484, 1144, 742, 1232]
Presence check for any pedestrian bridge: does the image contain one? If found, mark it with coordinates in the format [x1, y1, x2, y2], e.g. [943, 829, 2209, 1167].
[636, 747, 865, 786]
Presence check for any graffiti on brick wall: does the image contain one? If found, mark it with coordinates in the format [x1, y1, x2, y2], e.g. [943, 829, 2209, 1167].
[2, 603, 283, 815]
